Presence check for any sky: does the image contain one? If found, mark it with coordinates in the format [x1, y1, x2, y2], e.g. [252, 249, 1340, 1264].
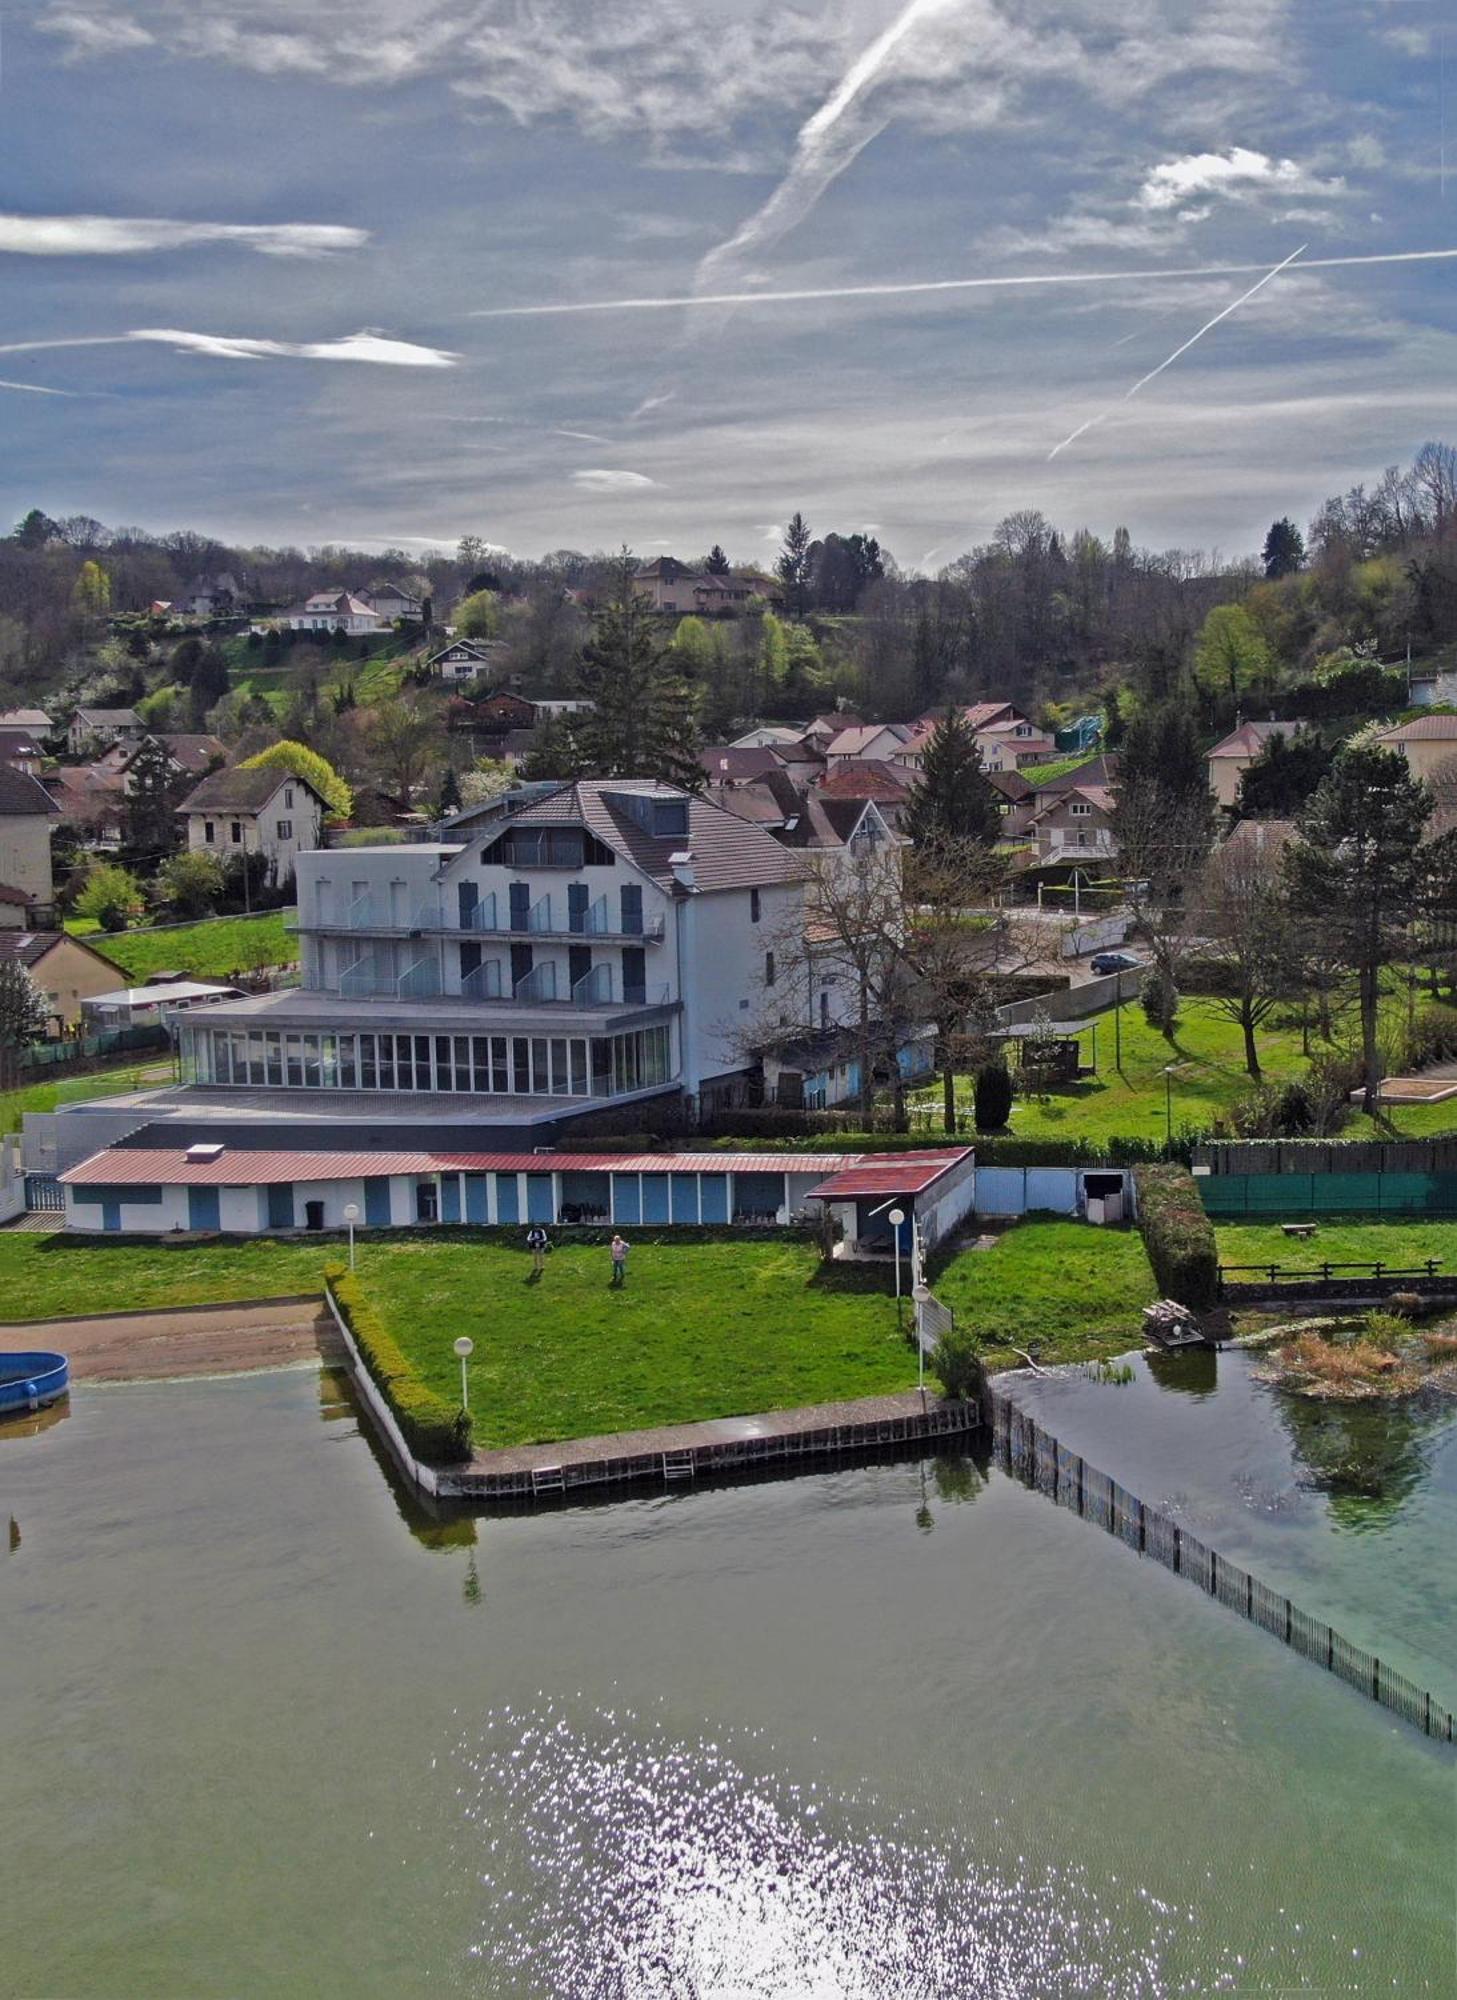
[2, 0, 1456, 569]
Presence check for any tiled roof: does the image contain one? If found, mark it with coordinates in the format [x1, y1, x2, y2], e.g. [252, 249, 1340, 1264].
[61, 1145, 868, 1187]
[804, 1148, 973, 1199]
[0, 766, 60, 816]
[0, 928, 118, 967]
[0, 709, 52, 729]
[699, 744, 794, 782]
[505, 779, 807, 893]
[1376, 713, 1457, 741]
[179, 765, 324, 812]
[1209, 720, 1289, 757]
[72, 707, 140, 728]
[826, 723, 909, 757]
[816, 760, 912, 801]
[1029, 753, 1120, 797]
[0, 885, 35, 908]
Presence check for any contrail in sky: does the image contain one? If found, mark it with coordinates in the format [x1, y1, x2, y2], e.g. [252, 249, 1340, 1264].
[1046, 243, 1308, 460]
[471, 246, 1457, 318]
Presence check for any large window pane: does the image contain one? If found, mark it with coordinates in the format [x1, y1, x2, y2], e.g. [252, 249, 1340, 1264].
[285, 1034, 304, 1087]
[396, 1036, 414, 1090]
[454, 1037, 472, 1091]
[378, 1035, 395, 1090]
[512, 1037, 529, 1093]
[531, 1038, 550, 1094]
[265, 1032, 283, 1087]
[303, 1035, 321, 1088]
[570, 1040, 587, 1095]
[339, 1035, 357, 1089]
[434, 1035, 453, 1092]
[359, 1033, 376, 1089]
[550, 1038, 568, 1093]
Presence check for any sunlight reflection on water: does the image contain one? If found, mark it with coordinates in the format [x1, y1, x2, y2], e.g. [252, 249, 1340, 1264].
[451, 1699, 1239, 1998]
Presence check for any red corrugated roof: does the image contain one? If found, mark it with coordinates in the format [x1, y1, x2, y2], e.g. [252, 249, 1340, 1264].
[803, 1149, 972, 1199]
[60, 1147, 864, 1187]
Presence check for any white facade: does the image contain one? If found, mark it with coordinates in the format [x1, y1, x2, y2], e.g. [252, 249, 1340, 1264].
[183, 777, 325, 876]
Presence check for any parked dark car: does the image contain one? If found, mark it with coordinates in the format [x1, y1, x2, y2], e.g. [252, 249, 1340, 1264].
[1089, 950, 1142, 975]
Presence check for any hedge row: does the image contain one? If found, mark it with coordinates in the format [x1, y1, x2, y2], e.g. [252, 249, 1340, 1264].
[325, 1261, 473, 1465]
[1132, 1165, 1220, 1310]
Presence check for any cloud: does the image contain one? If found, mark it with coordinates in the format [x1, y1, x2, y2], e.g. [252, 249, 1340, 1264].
[570, 469, 658, 491]
[37, 7, 153, 55]
[0, 377, 87, 397]
[1137, 147, 1345, 213]
[0, 213, 369, 258]
[0, 327, 458, 367]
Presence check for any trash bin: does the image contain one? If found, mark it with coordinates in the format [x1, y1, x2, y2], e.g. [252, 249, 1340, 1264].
[304, 1199, 325, 1231]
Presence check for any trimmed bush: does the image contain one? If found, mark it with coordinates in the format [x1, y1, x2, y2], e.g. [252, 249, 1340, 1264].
[325, 1261, 472, 1464]
[1132, 1164, 1219, 1310]
[930, 1323, 984, 1402]
[973, 1061, 1013, 1132]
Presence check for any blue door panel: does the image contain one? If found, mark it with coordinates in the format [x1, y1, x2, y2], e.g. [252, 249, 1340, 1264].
[188, 1186, 220, 1230]
[364, 1177, 392, 1226]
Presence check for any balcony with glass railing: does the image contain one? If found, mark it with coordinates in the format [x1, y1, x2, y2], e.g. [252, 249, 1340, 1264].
[294, 884, 667, 944]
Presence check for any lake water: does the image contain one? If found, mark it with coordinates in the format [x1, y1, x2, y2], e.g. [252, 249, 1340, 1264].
[2, 1363, 1453, 1996]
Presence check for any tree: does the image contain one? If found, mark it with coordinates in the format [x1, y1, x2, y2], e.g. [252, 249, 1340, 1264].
[1286, 746, 1435, 1113]
[460, 759, 517, 807]
[776, 512, 813, 619]
[521, 711, 588, 782]
[903, 707, 1001, 848]
[155, 848, 225, 919]
[454, 589, 498, 640]
[1234, 727, 1332, 818]
[76, 862, 145, 932]
[438, 765, 462, 816]
[576, 561, 702, 788]
[1262, 517, 1306, 579]
[0, 957, 48, 1082]
[901, 833, 1017, 1132]
[13, 508, 59, 548]
[122, 735, 185, 860]
[705, 544, 731, 575]
[1197, 836, 1297, 1076]
[365, 698, 438, 809]
[1111, 702, 1216, 1031]
[1193, 603, 1273, 706]
[187, 645, 230, 727]
[973, 1058, 1013, 1131]
[72, 559, 112, 627]
[240, 739, 352, 818]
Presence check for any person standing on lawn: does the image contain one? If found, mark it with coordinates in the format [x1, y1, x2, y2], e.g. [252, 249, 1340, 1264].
[526, 1223, 549, 1275]
[609, 1232, 629, 1288]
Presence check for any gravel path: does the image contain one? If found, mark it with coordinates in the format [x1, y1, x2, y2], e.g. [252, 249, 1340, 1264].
[0, 1297, 336, 1382]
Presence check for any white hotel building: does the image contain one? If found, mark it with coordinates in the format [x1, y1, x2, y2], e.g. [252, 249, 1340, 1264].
[32, 782, 861, 1195]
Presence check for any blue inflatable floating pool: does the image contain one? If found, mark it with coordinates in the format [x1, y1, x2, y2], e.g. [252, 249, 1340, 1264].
[0, 1352, 69, 1415]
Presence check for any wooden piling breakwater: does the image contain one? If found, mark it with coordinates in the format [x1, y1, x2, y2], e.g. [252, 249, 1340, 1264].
[987, 1386, 1454, 1745]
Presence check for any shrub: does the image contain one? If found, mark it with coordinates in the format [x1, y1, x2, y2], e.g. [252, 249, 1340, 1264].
[973, 1061, 1013, 1132]
[325, 1261, 472, 1464]
[1133, 1163, 1219, 1310]
[75, 861, 145, 932]
[930, 1323, 984, 1402]
[1140, 969, 1180, 1037]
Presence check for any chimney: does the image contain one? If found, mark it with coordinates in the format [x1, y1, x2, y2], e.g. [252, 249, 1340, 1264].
[669, 850, 696, 890]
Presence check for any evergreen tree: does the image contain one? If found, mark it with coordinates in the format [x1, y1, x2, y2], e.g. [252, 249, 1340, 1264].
[1286, 745, 1436, 1113]
[775, 511, 813, 619]
[122, 735, 184, 862]
[438, 765, 462, 816]
[1262, 517, 1306, 579]
[188, 645, 230, 726]
[903, 707, 1001, 848]
[576, 564, 702, 789]
[1234, 727, 1332, 818]
[522, 710, 588, 783]
[705, 544, 731, 575]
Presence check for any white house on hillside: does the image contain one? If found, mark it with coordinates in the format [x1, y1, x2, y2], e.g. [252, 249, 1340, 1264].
[0, 765, 60, 919]
[263, 591, 386, 636]
[178, 767, 329, 880]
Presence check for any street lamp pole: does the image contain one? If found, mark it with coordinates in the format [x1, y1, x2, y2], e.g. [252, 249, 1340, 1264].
[911, 1280, 931, 1403]
[343, 1201, 360, 1272]
[888, 1207, 905, 1322]
[454, 1335, 474, 1414]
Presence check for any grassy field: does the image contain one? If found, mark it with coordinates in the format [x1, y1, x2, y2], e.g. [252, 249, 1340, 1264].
[0, 1231, 332, 1321]
[912, 988, 1457, 1145]
[61, 910, 295, 981]
[1213, 1217, 1457, 1275]
[0, 1058, 175, 1137]
[354, 1234, 916, 1449]
[934, 1219, 1158, 1369]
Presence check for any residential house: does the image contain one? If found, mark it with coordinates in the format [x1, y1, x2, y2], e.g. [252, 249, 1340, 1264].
[0, 764, 60, 917]
[814, 760, 915, 832]
[633, 557, 710, 615]
[0, 708, 53, 733]
[426, 638, 504, 683]
[42, 766, 125, 852]
[825, 722, 912, 767]
[987, 767, 1036, 840]
[97, 733, 228, 792]
[0, 729, 47, 776]
[1207, 719, 1290, 809]
[178, 767, 329, 880]
[67, 708, 143, 757]
[1026, 781, 1117, 867]
[0, 930, 122, 1032]
[973, 718, 1058, 772]
[264, 590, 386, 636]
[173, 572, 246, 619]
[361, 583, 423, 623]
[1371, 713, 1457, 787]
[633, 558, 781, 617]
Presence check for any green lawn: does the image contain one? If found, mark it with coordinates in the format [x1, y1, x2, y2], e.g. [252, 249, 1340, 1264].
[1214, 1217, 1457, 1276]
[0, 1058, 174, 1137]
[352, 1234, 916, 1449]
[933, 1219, 1158, 1368]
[0, 1232, 333, 1321]
[62, 910, 295, 981]
[913, 988, 1457, 1146]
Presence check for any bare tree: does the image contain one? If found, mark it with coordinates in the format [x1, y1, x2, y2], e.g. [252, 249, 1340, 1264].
[1195, 831, 1298, 1077]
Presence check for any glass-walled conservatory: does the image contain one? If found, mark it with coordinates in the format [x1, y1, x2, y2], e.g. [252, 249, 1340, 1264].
[181, 1020, 674, 1100]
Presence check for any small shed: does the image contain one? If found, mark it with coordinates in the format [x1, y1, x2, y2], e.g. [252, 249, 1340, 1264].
[803, 1147, 976, 1260]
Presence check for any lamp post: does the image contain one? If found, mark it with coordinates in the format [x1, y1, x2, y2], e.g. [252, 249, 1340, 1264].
[343, 1201, 360, 1272]
[454, 1335, 474, 1414]
[888, 1207, 906, 1321]
[911, 1280, 931, 1402]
